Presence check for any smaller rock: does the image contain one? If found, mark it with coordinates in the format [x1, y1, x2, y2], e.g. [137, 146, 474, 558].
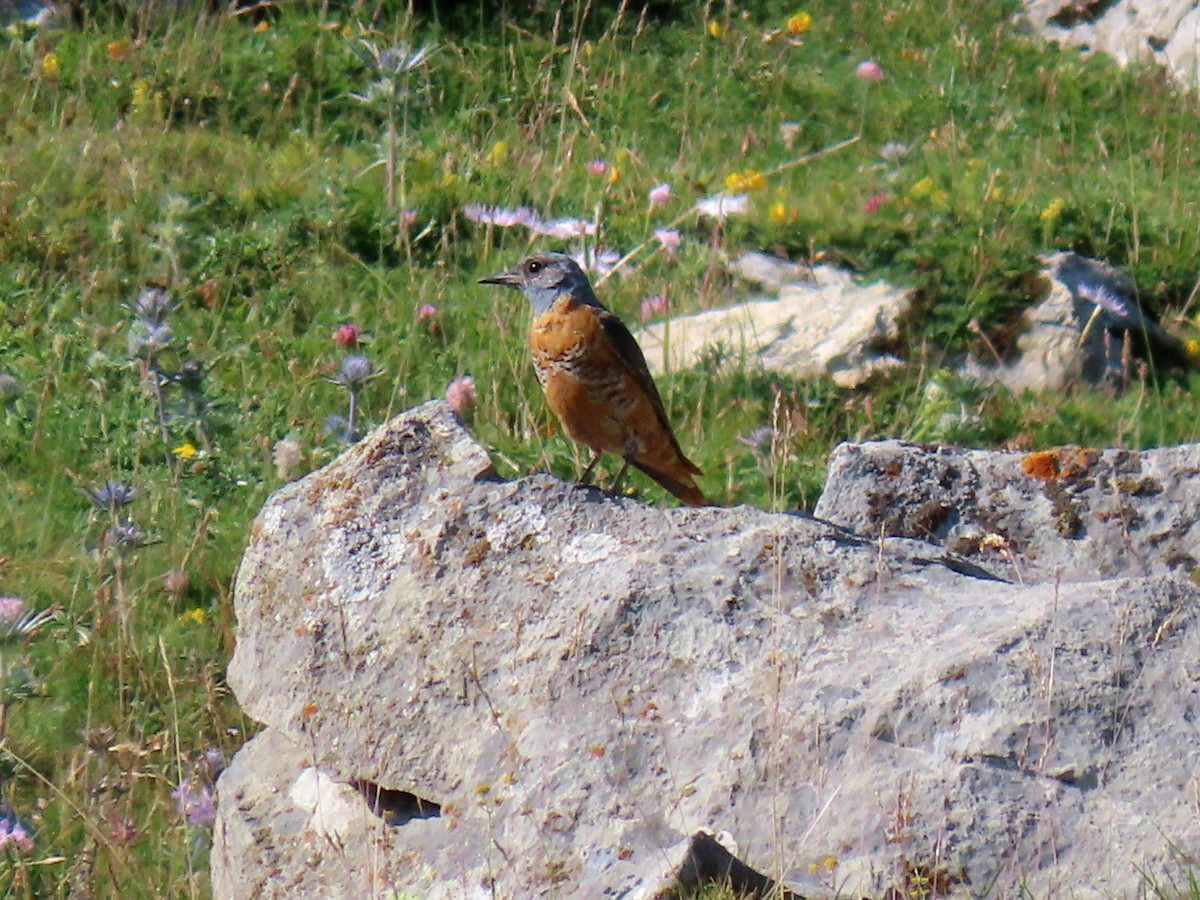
[637, 257, 910, 388]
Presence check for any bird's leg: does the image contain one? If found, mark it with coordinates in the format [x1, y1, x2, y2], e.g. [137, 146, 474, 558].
[610, 458, 632, 494]
[579, 450, 604, 485]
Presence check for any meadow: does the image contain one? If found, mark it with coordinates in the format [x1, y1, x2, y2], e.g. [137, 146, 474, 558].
[3, 0, 1200, 895]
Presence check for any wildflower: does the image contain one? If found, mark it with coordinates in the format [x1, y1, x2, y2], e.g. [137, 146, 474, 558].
[179, 607, 206, 625]
[708, 21, 721, 38]
[640, 295, 670, 322]
[107, 41, 130, 61]
[768, 201, 790, 226]
[738, 426, 775, 452]
[856, 60, 885, 83]
[931, 189, 950, 207]
[445, 375, 477, 416]
[571, 247, 621, 277]
[0, 597, 25, 628]
[84, 481, 137, 510]
[779, 122, 801, 150]
[1040, 196, 1066, 222]
[336, 355, 374, 386]
[103, 522, 146, 549]
[129, 285, 175, 324]
[0, 812, 33, 854]
[399, 208, 418, 228]
[1187, 339, 1199, 357]
[172, 442, 198, 461]
[334, 323, 362, 347]
[132, 79, 151, 113]
[40, 53, 58, 76]
[485, 141, 507, 165]
[416, 305, 439, 327]
[864, 191, 889, 214]
[879, 141, 909, 163]
[725, 170, 766, 192]
[606, 166, 622, 186]
[654, 228, 681, 259]
[381, 43, 434, 76]
[530, 217, 597, 240]
[463, 204, 537, 228]
[648, 183, 672, 207]
[787, 11, 812, 34]
[0, 374, 20, 402]
[106, 818, 137, 844]
[162, 568, 190, 596]
[908, 176, 935, 200]
[127, 320, 174, 358]
[988, 186, 1004, 202]
[586, 159, 609, 176]
[172, 778, 217, 827]
[695, 193, 750, 221]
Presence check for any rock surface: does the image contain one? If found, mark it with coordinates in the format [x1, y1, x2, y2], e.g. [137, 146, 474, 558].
[970, 251, 1193, 392]
[635, 253, 909, 388]
[1022, 0, 1200, 86]
[214, 401, 1200, 899]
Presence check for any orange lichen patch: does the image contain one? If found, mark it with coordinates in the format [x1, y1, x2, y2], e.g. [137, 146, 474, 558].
[1021, 446, 1093, 481]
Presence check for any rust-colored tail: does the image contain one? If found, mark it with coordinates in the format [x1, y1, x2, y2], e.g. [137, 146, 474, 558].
[632, 458, 707, 506]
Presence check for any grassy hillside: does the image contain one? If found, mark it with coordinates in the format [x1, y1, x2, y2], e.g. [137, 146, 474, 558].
[2, 0, 1200, 895]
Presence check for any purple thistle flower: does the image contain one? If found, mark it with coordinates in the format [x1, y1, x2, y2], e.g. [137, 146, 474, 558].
[172, 778, 217, 827]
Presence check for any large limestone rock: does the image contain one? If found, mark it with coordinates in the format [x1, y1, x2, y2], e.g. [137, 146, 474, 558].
[213, 402, 1200, 898]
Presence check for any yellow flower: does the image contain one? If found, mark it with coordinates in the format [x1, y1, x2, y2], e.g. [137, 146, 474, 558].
[908, 176, 934, 200]
[1187, 339, 1199, 357]
[41, 52, 59, 76]
[173, 442, 198, 461]
[769, 201, 788, 225]
[486, 141, 507, 165]
[988, 186, 1004, 202]
[787, 12, 812, 35]
[1040, 196, 1065, 222]
[606, 165, 622, 186]
[441, 171, 458, 188]
[824, 856, 838, 870]
[179, 608, 206, 625]
[708, 21, 721, 38]
[132, 78, 150, 112]
[725, 169, 767, 192]
[931, 189, 949, 207]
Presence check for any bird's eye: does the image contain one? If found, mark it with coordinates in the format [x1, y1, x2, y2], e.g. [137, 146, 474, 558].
[527, 260, 542, 275]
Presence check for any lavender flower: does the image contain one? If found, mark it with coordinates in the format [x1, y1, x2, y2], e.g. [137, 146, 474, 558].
[0, 811, 33, 854]
[84, 481, 137, 510]
[128, 285, 175, 325]
[335, 355, 375, 387]
[172, 778, 217, 827]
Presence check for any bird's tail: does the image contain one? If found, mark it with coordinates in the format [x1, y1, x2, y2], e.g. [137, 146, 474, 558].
[632, 459, 708, 507]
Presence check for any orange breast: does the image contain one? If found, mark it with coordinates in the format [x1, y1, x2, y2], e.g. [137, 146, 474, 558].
[529, 297, 636, 456]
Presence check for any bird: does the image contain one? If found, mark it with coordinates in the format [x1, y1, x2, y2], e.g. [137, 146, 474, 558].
[479, 252, 706, 506]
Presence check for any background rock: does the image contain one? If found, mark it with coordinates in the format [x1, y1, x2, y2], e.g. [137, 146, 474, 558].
[968, 251, 1194, 392]
[214, 402, 1200, 898]
[1021, 0, 1200, 86]
[635, 252, 910, 388]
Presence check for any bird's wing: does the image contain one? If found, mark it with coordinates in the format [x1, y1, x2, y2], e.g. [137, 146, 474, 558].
[597, 309, 688, 451]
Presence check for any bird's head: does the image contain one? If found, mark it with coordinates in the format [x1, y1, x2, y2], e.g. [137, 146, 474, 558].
[478, 253, 600, 314]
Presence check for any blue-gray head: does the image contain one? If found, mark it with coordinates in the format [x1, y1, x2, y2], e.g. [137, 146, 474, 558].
[477, 252, 603, 315]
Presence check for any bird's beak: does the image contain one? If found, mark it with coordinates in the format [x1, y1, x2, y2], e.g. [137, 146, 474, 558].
[477, 267, 522, 287]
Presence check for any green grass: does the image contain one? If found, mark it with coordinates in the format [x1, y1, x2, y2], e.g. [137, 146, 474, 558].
[2, 0, 1200, 895]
